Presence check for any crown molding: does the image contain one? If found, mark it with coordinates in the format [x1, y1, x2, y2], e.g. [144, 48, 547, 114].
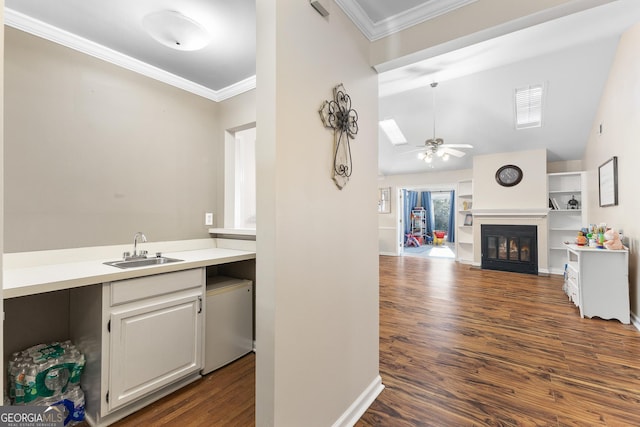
[335, 0, 478, 41]
[216, 75, 257, 101]
[4, 8, 255, 102]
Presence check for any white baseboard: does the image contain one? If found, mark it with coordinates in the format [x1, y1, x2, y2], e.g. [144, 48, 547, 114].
[379, 251, 398, 256]
[332, 375, 384, 427]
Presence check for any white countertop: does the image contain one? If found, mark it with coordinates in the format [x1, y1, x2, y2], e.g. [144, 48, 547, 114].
[3, 240, 256, 299]
[564, 243, 628, 252]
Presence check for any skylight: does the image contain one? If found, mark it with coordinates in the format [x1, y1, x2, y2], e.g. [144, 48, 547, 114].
[379, 118, 407, 145]
[515, 84, 543, 129]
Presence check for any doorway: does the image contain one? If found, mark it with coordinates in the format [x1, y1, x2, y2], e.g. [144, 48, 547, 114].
[399, 187, 456, 259]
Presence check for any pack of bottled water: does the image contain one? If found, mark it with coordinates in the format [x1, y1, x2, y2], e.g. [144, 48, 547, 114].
[7, 340, 86, 425]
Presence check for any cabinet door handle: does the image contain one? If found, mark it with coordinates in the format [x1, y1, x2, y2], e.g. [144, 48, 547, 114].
[198, 296, 203, 314]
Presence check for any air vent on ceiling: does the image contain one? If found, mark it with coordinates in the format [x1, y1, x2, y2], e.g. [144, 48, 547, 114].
[515, 84, 543, 129]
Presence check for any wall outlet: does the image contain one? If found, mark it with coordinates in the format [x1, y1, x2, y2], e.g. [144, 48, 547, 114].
[205, 213, 214, 226]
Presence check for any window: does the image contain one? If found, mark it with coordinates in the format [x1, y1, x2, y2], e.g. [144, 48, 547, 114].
[224, 125, 256, 229]
[431, 192, 451, 232]
[515, 84, 543, 129]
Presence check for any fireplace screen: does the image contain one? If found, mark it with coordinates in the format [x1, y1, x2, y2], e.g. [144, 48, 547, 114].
[482, 225, 537, 274]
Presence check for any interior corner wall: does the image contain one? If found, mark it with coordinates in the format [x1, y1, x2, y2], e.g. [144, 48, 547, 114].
[256, 1, 380, 426]
[4, 27, 220, 252]
[582, 20, 640, 318]
[216, 89, 257, 229]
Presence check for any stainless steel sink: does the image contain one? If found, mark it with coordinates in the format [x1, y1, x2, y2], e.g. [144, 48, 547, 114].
[104, 257, 183, 269]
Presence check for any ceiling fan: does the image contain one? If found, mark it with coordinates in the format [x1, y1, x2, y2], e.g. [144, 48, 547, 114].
[414, 82, 473, 163]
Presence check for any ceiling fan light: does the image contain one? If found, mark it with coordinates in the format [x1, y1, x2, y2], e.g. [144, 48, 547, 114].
[442, 153, 450, 161]
[417, 152, 426, 160]
[425, 156, 432, 163]
[142, 10, 211, 51]
[436, 150, 444, 157]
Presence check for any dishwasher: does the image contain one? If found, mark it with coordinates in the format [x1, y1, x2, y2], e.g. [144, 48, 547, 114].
[203, 276, 254, 375]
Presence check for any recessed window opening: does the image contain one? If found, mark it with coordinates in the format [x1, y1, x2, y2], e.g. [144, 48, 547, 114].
[515, 84, 543, 129]
[224, 125, 256, 229]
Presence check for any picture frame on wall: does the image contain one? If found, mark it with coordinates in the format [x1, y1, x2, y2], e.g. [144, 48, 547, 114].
[598, 156, 618, 207]
[464, 213, 473, 226]
[378, 187, 391, 213]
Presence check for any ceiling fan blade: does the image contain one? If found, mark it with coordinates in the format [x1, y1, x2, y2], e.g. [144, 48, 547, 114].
[440, 147, 466, 157]
[402, 148, 428, 154]
[441, 144, 473, 149]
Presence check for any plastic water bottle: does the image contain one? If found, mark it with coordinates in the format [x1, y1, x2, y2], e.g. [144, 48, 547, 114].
[50, 386, 85, 426]
[12, 362, 27, 405]
[23, 365, 39, 404]
[8, 341, 86, 406]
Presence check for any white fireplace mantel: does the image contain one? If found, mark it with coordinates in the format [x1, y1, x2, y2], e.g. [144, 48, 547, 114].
[471, 208, 549, 218]
[470, 208, 550, 273]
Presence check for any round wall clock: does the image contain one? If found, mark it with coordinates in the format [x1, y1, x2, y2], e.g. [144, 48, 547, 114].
[495, 165, 523, 187]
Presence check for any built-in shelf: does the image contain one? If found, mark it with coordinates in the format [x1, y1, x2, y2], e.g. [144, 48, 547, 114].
[547, 172, 586, 275]
[456, 179, 473, 264]
[208, 228, 256, 237]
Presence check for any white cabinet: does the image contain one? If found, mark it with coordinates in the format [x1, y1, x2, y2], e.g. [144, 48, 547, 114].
[548, 172, 586, 274]
[456, 179, 473, 263]
[70, 268, 205, 426]
[564, 245, 629, 324]
[108, 288, 203, 411]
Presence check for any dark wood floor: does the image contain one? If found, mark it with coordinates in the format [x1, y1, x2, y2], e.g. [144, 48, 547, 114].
[111, 256, 640, 426]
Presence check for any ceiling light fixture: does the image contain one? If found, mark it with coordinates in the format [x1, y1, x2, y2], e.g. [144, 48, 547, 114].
[142, 10, 211, 51]
[415, 82, 473, 164]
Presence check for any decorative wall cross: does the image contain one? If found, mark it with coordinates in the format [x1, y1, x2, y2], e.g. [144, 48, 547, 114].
[319, 84, 359, 189]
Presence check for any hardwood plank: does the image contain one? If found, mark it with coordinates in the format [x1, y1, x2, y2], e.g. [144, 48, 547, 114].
[91, 255, 640, 426]
[109, 353, 255, 426]
[357, 256, 640, 426]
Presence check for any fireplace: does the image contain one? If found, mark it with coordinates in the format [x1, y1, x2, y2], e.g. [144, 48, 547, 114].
[481, 224, 538, 275]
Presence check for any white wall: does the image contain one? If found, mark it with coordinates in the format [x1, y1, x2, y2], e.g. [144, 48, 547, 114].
[582, 20, 640, 318]
[216, 90, 257, 229]
[378, 169, 472, 254]
[473, 149, 547, 211]
[256, 1, 380, 426]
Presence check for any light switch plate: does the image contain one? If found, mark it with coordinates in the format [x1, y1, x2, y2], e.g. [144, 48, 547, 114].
[205, 213, 213, 226]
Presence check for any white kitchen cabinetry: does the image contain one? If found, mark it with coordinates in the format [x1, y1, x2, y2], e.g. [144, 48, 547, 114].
[548, 172, 586, 275]
[456, 179, 473, 263]
[564, 244, 629, 324]
[70, 268, 205, 426]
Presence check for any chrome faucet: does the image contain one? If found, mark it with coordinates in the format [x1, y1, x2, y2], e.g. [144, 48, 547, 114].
[131, 232, 147, 259]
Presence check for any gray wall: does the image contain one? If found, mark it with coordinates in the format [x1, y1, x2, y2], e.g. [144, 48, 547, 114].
[255, 1, 380, 424]
[4, 28, 222, 252]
